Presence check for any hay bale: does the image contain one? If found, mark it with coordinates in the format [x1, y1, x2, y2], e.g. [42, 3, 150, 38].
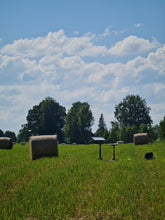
[29, 135, 58, 160]
[133, 133, 148, 145]
[0, 137, 13, 149]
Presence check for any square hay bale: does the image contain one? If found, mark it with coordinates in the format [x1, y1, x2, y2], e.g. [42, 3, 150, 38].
[29, 135, 58, 160]
[0, 137, 13, 149]
[133, 133, 148, 145]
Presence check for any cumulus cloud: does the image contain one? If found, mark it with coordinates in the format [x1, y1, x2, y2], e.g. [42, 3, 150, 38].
[0, 30, 107, 58]
[147, 44, 165, 75]
[109, 35, 159, 55]
[98, 25, 112, 38]
[0, 55, 42, 84]
[0, 30, 67, 58]
[0, 28, 165, 133]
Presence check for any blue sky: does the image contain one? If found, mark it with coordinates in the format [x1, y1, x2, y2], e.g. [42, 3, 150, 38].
[0, 0, 165, 134]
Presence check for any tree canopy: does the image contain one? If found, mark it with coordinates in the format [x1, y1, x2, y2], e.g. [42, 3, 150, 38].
[114, 95, 152, 128]
[14, 95, 163, 144]
[158, 116, 165, 141]
[96, 113, 107, 137]
[19, 97, 66, 142]
[0, 129, 4, 137]
[64, 102, 94, 144]
[0, 129, 17, 142]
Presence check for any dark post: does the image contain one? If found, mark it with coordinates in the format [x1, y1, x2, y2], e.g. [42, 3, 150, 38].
[109, 143, 118, 161]
[99, 143, 102, 160]
[92, 137, 105, 160]
[113, 144, 115, 160]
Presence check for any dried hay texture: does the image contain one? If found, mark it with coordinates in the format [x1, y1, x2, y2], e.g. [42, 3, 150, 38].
[133, 133, 148, 145]
[29, 135, 58, 160]
[0, 137, 13, 149]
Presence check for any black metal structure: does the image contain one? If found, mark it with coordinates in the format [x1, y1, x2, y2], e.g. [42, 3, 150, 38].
[92, 137, 105, 160]
[109, 143, 118, 161]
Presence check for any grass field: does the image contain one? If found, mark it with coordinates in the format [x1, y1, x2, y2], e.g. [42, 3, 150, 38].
[0, 142, 165, 219]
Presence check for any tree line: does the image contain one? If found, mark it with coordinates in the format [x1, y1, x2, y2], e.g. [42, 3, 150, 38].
[0, 130, 17, 143]
[1, 95, 165, 144]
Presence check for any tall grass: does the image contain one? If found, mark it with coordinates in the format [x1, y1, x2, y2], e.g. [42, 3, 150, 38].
[0, 143, 165, 219]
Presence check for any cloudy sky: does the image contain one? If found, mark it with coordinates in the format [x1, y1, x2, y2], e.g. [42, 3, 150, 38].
[0, 0, 165, 134]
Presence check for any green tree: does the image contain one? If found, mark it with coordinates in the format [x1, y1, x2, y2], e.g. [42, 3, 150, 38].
[26, 105, 41, 136]
[38, 97, 66, 140]
[0, 129, 4, 137]
[126, 125, 138, 143]
[64, 102, 94, 144]
[138, 123, 148, 133]
[118, 125, 127, 143]
[23, 97, 66, 142]
[4, 131, 17, 142]
[103, 129, 109, 141]
[96, 113, 107, 137]
[114, 95, 152, 129]
[148, 125, 158, 143]
[17, 125, 31, 143]
[132, 124, 138, 135]
[126, 126, 132, 143]
[108, 121, 119, 143]
[158, 116, 165, 141]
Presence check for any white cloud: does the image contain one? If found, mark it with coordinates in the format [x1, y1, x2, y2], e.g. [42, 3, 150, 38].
[109, 35, 159, 55]
[0, 29, 165, 133]
[153, 83, 165, 94]
[0, 30, 108, 58]
[0, 55, 42, 84]
[96, 26, 126, 40]
[147, 44, 165, 75]
[134, 23, 143, 28]
[100, 25, 112, 38]
[0, 30, 67, 58]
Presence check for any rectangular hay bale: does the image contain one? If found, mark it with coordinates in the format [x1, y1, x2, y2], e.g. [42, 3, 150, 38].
[133, 133, 148, 145]
[29, 135, 58, 160]
[0, 137, 13, 149]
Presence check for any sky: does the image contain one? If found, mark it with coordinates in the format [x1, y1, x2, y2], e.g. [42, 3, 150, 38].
[0, 0, 165, 135]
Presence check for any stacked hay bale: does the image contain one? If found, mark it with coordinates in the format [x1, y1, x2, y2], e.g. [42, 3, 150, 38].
[29, 135, 58, 160]
[133, 133, 148, 145]
[0, 137, 13, 149]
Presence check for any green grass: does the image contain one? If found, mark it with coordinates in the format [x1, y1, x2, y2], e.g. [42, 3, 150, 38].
[0, 142, 165, 219]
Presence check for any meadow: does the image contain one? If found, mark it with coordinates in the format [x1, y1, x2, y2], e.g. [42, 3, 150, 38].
[0, 142, 165, 220]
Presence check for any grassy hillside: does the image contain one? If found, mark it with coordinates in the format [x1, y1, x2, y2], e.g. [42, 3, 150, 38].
[0, 142, 165, 219]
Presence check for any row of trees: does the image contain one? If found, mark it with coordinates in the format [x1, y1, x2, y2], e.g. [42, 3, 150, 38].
[17, 98, 94, 144]
[0, 130, 17, 142]
[159, 116, 165, 141]
[1, 95, 165, 144]
[95, 95, 159, 143]
[96, 117, 159, 143]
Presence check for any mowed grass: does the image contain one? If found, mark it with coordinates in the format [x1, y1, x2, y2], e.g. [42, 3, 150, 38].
[0, 142, 165, 220]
